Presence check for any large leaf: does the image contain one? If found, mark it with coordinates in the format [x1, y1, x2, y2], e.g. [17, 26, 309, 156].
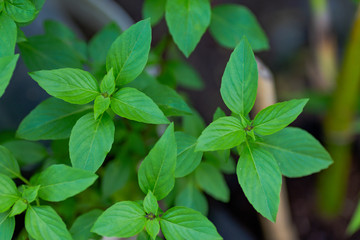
[165, 0, 211, 57]
[175, 132, 202, 177]
[0, 54, 18, 98]
[160, 206, 222, 240]
[29, 68, 100, 104]
[111, 87, 169, 124]
[138, 123, 177, 200]
[255, 127, 333, 177]
[17, 98, 92, 140]
[175, 183, 208, 215]
[2, 140, 47, 166]
[33, 164, 98, 202]
[0, 145, 20, 178]
[220, 38, 258, 116]
[70, 113, 115, 172]
[70, 209, 103, 240]
[4, 0, 37, 23]
[0, 174, 19, 212]
[143, 0, 166, 26]
[106, 19, 151, 85]
[0, 13, 17, 57]
[0, 211, 15, 240]
[196, 116, 246, 152]
[195, 162, 230, 202]
[209, 4, 269, 51]
[92, 201, 146, 238]
[25, 205, 72, 240]
[237, 142, 281, 222]
[253, 99, 308, 135]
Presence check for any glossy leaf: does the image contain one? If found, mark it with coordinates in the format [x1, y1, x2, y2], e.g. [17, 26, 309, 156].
[165, 0, 211, 57]
[70, 209, 103, 240]
[143, 0, 166, 26]
[29, 68, 100, 104]
[0, 174, 19, 212]
[138, 123, 177, 200]
[4, 0, 37, 23]
[0, 145, 20, 178]
[237, 142, 281, 222]
[111, 87, 169, 124]
[17, 98, 92, 140]
[160, 206, 222, 240]
[0, 54, 19, 98]
[33, 164, 98, 202]
[0, 13, 17, 57]
[210, 4, 269, 51]
[25, 205, 72, 240]
[255, 127, 333, 177]
[196, 116, 246, 152]
[143, 191, 158, 215]
[253, 99, 308, 135]
[106, 19, 151, 85]
[220, 38, 258, 116]
[94, 95, 111, 120]
[70, 113, 115, 172]
[3, 140, 47, 166]
[92, 201, 146, 238]
[0, 211, 15, 240]
[175, 183, 208, 215]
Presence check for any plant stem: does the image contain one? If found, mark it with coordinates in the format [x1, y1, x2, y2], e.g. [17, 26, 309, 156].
[316, 4, 360, 217]
[18, 174, 31, 185]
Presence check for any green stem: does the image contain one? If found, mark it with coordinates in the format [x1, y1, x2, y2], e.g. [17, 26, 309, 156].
[17, 174, 31, 185]
[316, 5, 360, 217]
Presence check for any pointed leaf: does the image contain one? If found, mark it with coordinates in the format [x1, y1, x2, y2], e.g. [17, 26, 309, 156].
[143, 191, 159, 215]
[143, 0, 165, 26]
[0, 146, 20, 178]
[22, 185, 40, 203]
[0, 54, 19, 98]
[70, 209, 103, 240]
[3, 140, 47, 166]
[146, 219, 160, 240]
[0, 211, 15, 240]
[175, 183, 208, 215]
[0, 13, 17, 57]
[94, 95, 111, 120]
[0, 174, 19, 212]
[100, 69, 115, 95]
[9, 199, 27, 217]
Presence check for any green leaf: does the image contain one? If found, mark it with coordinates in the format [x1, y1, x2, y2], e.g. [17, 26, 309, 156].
[70, 209, 103, 240]
[111, 87, 169, 124]
[0, 54, 18, 98]
[0, 13, 17, 57]
[100, 69, 115, 96]
[92, 201, 146, 238]
[0, 174, 19, 212]
[44, 20, 76, 41]
[220, 37, 258, 116]
[2, 140, 47, 166]
[183, 109, 205, 137]
[33, 164, 98, 202]
[106, 19, 151, 85]
[175, 132, 202, 177]
[18, 35, 83, 71]
[9, 199, 27, 217]
[0, 211, 15, 240]
[253, 99, 308, 135]
[237, 142, 281, 222]
[165, 0, 211, 57]
[25, 205, 72, 240]
[146, 219, 160, 240]
[196, 116, 246, 152]
[21, 185, 40, 203]
[160, 206, 222, 240]
[0, 145, 20, 178]
[4, 0, 36, 23]
[255, 127, 333, 177]
[195, 162, 230, 202]
[94, 95, 111, 120]
[138, 123, 177, 200]
[175, 183, 208, 215]
[209, 4, 269, 51]
[143, 0, 165, 26]
[70, 113, 115, 172]
[16, 27, 27, 43]
[17, 98, 92, 140]
[213, 107, 226, 121]
[143, 191, 158, 215]
[29, 68, 100, 104]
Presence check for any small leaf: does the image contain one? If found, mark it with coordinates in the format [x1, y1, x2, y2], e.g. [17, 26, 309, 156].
[165, 0, 211, 57]
[143, 191, 158, 215]
[21, 185, 40, 203]
[92, 201, 146, 238]
[146, 219, 160, 240]
[253, 99, 308, 135]
[0, 174, 19, 212]
[4, 0, 37, 23]
[33, 164, 98, 202]
[255, 127, 333, 177]
[213, 107, 226, 121]
[9, 199, 27, 217]
[111, 87, 169, 124]
[17, 97, 92, 140]
[160, 206, 222, 240]
[0, 13, 17, 57]
[100, 69, 115, 95]
[70, 209, 103, 240]
[25, 205, 72, 240]
[0, 54, 19, 98]
[106, 19, 151, 85]
[175, 183, 208, 215]
[0, 211, 15, 240]
[94, 95, 111, 120]
[175, 132, 202, 177]
[70, 113, 115, 172]
[220, 37, 258, 116]
[3, 140, 47, 166]
[209, 4, 269, 51]
[237, 142, 281, 222]
[196, 116, 246, 152]
[29, 68, 100, 104]
[195, 162, 230, 202]
[138, 123, 177, 200]
[143, 0, 166, 26]
[0, 145, 20, 178]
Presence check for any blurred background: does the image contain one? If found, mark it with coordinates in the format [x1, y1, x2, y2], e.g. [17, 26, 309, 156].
[1, 0, 360, 239]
